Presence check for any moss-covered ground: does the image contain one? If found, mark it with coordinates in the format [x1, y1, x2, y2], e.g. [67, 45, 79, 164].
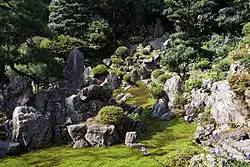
[0, 85, 200, 167]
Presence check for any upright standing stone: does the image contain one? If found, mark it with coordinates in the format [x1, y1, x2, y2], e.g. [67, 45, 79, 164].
[64, 50, 85, 95]
[125, 132, 137, 146]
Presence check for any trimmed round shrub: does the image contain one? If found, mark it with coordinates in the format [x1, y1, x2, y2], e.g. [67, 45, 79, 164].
[152, 69, 164, 79]
[98, 106, 124, 125]
[149, 85, 165, 99]
[93, 64, 108, 76]
[115, 46, 128, 57]
[158, 74, 171, 84]
[111, 56, 124, 65]
[111, 69, 124, 77]
[123, 74, 131, 82]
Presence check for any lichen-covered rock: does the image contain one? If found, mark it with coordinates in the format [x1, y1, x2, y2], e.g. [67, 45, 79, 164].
[163, 76, 182, 109]
[85, 124, 119, 147]
[152, 98, 171, 120]
[208, 80, 245, 125]
[67, 124, 87, 142]
[11, 106, 51, 149]
[4, 77, 32, 118]
[0, 140, 20, 155]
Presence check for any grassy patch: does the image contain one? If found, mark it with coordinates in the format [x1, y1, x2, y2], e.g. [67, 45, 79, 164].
[113, 84, 156, 108]
[0, 119, 200, 167]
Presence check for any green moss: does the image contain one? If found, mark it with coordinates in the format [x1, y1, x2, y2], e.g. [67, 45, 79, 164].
[0, 119, 200, 167]
[123, 74, 131, 82]
[158, 74, 171, 84]
[111, 57, 125, 66]
[151, 69, 163, 79]
[149, 84, 165, 99]
[93, 64, 108, 76]
[115, 46, 128, 57]
[98, 106, 124, 125]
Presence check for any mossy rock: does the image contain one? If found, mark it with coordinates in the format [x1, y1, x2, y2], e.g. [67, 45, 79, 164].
[228, 74, 250, 96]
[115, 46, 128, 57]
[158, 74, 171, 84]
[98, 106, 124, 125]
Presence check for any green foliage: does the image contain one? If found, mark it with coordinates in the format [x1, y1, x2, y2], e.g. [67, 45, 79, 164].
[202, 34, 236, 58]
[162, 44, 197, 79]
[98, 106, 124, 125]
[128, 36, 144, 44]
[173, 94, 187, 117]
[111, 56, 125, 66]
[123, 74, 131, 82]
[151, 69, 164, 79]
[149, 84, 165, 99]
[242, 22, 250, 35]
[228, 74, 250, 96]
[111, 69, 124, 77]
[164, 146, 201, 167]
[198, 58, 211, 70]
[215, 58, 230, 72]
[40, 35, 87, 59]
[140, 109, 152, 123]
[158, 74, 171, 84]
[184, 78, 203, 92]
[93, 64, 108, 76]
[230, 48, 249, 60]
[115, 46, 128, 57]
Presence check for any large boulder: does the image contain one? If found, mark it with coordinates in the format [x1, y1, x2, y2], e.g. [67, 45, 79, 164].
[152, 98, 171, 120]
[85, 124, 119, 147]
[67, 123, 119, 148]
[4, 77, 32, 118]
[104, 73, 120, 90]
[0, 140, 20, 155]
[148, 33, 169, 50]
[64, 49, 85, 95]
[208, 80, 245, 125]
[11, 106, 52, 149]
[163, 76, 182, 109]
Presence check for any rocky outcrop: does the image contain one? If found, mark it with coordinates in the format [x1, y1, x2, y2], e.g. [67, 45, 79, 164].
[228, 62, 247, 75]
[163, 76, 182, 109]
[0, 140, 20, 156]
[67, 123, 119, 148]
[194, 124, 216, 144]
[4, 77, 32, 118]
[152, 98, 171, 120]
[11, 106, 52, 149]
[64, 49, 85, 95]
[208, 80, 245, 125]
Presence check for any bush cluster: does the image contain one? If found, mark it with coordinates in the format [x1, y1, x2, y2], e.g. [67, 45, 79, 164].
[151, 69, 164, 79]
[115, 46, 128, 57]
[149, 84, 165, 99]
[228, 74, 250, 96]
[98, 106, 124, 125]
[93, 64, 108, 76]
[158, 74, 171, 84]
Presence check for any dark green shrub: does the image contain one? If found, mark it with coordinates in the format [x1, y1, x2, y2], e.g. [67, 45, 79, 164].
[149, 85, 165, 99]
[158, 74, 171, 84]
[217, 58, 230, 72]
[128, 36, 144, 44]
[123, 74, 131, 82]
[228, 74, 250, 96]
[115, 46, 128, 57]
[111, 69, 124, 77]
[243, 22, 250, 35]
[151, 69, 164, 79]
[184, 78, 203, 92]
[98, 106, 124, 125]
[93, 64, 108, 76]
[111, 56, 124, 65]
[140, 109, 152, 123]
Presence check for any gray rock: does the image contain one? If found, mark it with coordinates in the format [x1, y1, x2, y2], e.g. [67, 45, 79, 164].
[0, 140, 20, 155]
[73, 139, 90, 148]
[103, 58, 111, 66]
[184, 89, 210, 122]
[11, 106, 51, 149]
[83, 67, 94, 85]
[4, 77, 32, 118]
[208, 80, 245, 125]
[125, 132, 137, 146]
[148, 33, 169, 50]
[229, 62, 246, 75]
[67, 124, 87, 142]
[152, 98, 171, 120]
[79, 84, 112, 102]
[163, 76, 182, 109]
[85, 124, 119, 147]
[64, 49, 84, 95]
[194, 124, 216, 143]
[105, 73, 120, 90]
